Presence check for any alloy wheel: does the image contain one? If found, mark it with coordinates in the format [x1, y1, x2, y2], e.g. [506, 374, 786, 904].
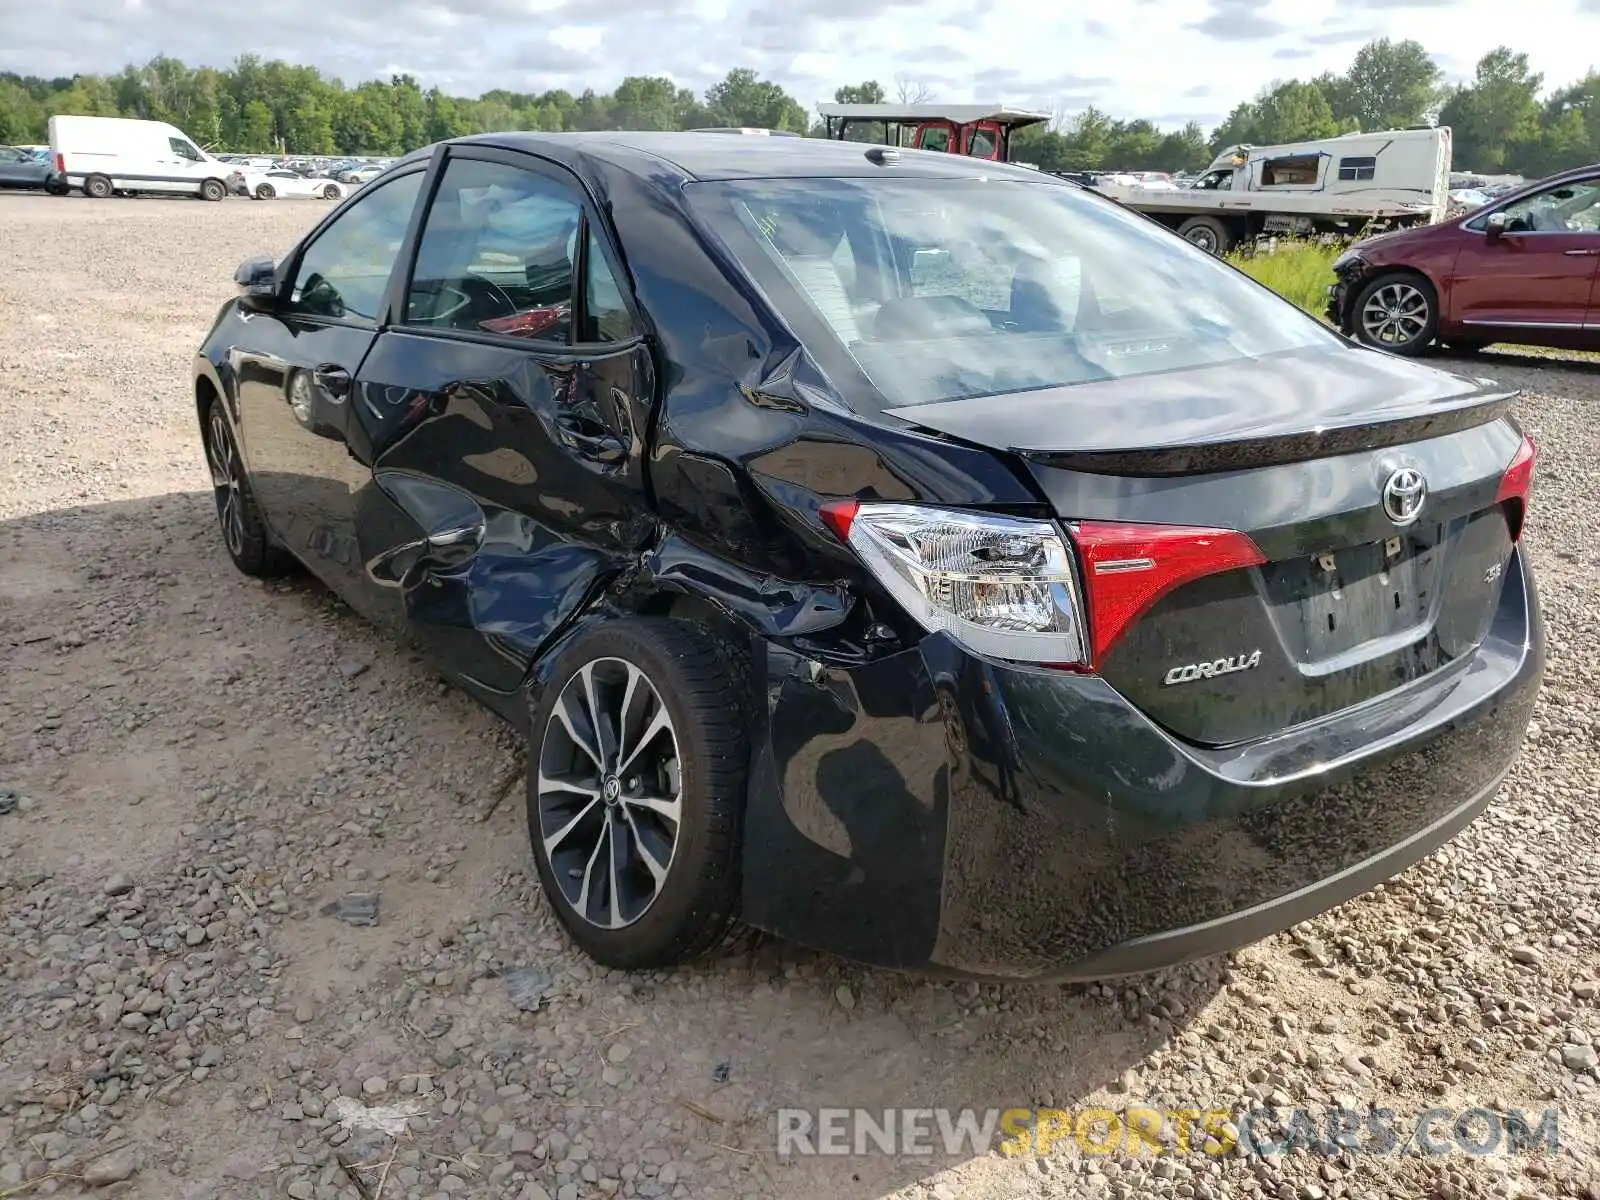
[205, 409, 246, 559]
[1360, 281, 1430, 347]
[536, 657, 683, 930]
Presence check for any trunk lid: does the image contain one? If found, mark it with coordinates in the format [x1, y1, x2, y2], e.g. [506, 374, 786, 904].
[892, 346, 1528, 747]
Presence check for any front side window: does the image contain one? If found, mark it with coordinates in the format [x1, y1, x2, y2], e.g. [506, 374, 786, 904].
[288, 171, 423, 323]
[687, 177, 1336, 412]
[1493, 179, 1600, 233]
[169, 137, 202, 161]
[917, 125, 951, 154]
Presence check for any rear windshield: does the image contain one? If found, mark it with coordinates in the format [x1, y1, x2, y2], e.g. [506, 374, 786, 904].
[685, 177, 1336, 410]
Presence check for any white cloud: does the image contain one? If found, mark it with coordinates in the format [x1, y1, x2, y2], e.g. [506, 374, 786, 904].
[549, 26, 603, 54]
[0, 0, 1595, 129]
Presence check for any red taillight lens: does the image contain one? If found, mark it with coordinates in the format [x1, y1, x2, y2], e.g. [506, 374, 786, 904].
[478, 305, 570, 338]
[1495, 434, 1536, 542]
[819, 499, 858, 541]
[1070, 521, 1266, 666]
[54, 152, 65, 173]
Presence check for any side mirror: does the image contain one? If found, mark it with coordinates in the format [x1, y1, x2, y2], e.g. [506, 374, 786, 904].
[1485, 211, 1507, 240]
[234, 256, 279, 309]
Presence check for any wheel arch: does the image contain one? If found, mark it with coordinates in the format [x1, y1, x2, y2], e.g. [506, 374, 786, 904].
[1353, 264, 1443, 322]
[193, 357, 234, 437]
[522, 570, 763, 705]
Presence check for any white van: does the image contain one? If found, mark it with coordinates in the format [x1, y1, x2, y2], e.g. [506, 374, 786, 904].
[48, 115, 233, 201]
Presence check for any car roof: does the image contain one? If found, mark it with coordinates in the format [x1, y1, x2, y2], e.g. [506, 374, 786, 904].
[422, 130, 1056, 184]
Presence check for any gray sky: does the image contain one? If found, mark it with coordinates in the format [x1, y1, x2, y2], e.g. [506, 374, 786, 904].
[1, 0, 1596, 128]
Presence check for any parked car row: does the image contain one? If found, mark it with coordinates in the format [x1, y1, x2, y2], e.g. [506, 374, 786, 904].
[228, 167, 345, 201]
[20, 116, 395, 201]
[215, 152, 395, 186]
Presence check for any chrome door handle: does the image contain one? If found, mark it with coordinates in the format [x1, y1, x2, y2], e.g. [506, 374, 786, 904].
[1563, 248, 1600, 256]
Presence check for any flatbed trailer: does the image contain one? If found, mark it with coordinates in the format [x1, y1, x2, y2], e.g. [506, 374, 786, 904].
[1090, 127, 1453, 254]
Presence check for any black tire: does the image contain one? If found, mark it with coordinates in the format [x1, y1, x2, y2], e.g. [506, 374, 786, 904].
[45, 180, 69, 197]
[1177, 215, 1233, 255]
[526, 618, 747, 970]
[1351, 271, 1438, 356]
[322, 184, 340, 200]
[254, 183, 275, 200]
[201, 178, 226, 202]
[201, 397, 296, 577]
[83, 174, 112, 199]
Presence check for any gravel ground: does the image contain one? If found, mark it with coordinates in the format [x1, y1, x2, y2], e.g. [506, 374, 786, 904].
[1, 191, 1598, 1200]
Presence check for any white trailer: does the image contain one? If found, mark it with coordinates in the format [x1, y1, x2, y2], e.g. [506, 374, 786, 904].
[1090, 127, 1453, 254]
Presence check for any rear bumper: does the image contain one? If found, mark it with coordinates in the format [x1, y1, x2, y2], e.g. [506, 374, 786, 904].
[1061, 769, 1500, 979]
[740, 545, 1543, 981]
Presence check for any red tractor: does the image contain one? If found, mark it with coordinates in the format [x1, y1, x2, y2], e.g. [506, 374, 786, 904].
[816, 103, 1049, 165]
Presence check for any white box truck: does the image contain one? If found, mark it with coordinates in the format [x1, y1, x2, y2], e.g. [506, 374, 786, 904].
[48, 115, 234, 201]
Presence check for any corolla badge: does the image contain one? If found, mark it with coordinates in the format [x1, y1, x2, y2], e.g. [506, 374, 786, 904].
[1163, 650, 1262, 686]
[1382, 467, 1427, 527]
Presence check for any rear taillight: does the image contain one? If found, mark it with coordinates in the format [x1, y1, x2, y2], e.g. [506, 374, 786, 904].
[1069, 522, 1265, 665]
[819, 501, 1088, 664]
[1495, 434, 1536, 542]
[54, 152, 65, 173]
[819, 501, 1262, 671]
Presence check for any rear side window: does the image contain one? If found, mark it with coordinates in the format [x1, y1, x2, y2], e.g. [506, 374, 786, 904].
[686, 176, 1335, 412]
[583, 229, 635, 343]
[1337, 156, 1377, 181]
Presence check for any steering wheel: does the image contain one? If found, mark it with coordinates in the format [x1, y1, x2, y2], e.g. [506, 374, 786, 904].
[461, 273, 518, 317]
[410, 273, 519, 325]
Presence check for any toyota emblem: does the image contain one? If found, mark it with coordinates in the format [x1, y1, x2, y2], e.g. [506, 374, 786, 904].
[1382, 467, 1427, 527]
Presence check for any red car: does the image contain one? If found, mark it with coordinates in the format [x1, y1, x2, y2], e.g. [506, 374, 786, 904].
[1327, 162, 1600, 355]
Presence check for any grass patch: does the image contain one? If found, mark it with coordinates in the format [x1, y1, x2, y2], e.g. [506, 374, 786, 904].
[1225, 241, 1341, 317]
[1223, 240, 1600, 365]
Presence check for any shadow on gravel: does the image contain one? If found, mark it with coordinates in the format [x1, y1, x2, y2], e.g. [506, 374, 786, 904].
[0, 489, 1224, 1200]
[1427, 345, 1600, 383]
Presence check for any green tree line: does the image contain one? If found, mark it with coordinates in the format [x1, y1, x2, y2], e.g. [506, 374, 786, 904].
[1, 38, 1596, 178]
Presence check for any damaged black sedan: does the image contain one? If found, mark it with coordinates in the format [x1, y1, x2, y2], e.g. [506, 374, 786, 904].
[193, 132, 1543, 980]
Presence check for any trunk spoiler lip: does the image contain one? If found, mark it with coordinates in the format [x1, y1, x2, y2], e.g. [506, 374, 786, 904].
[931, 390, 1519, 478]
